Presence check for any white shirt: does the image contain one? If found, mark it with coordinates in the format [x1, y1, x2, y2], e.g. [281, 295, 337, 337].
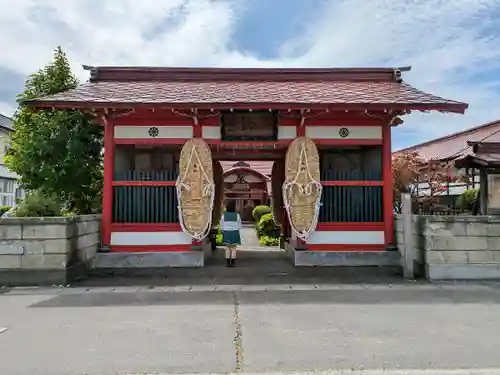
[220, 213, 242, 231]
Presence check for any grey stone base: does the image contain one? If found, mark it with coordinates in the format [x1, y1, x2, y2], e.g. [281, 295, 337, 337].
[427, 264, 500, 281]
[0, 262, 88, 287]
[293, 250, 401, 267]
[92, 251, 204, 269]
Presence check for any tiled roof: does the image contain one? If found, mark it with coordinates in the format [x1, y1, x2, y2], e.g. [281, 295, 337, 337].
[0, 113, 13, 131]
[27, 67, 468, 113]
[395, 120, 500, 161]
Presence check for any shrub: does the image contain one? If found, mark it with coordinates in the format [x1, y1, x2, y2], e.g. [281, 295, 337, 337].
[257, 213, 280, 238]
[252, 205, 271, 222]
[215, 224, 223, 245]
[458, 189, 478, 211]
[259, 235, 280, 246]
[0, 205, 12, 216]
[14, 190, 62, 217]
[216, 234, 223, 245]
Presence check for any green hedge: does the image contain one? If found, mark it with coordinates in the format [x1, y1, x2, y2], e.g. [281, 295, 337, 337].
[257, 213, 280, 239]
[259, 235, 280, 246]
[14, 191, 62, 217]
[457, 189, 478, 211]
[0, 205, 12, 216]
[252, 205, 271, 222]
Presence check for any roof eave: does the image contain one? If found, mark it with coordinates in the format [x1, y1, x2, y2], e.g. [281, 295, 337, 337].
[455, 155, 496, 168]
[24, 100, 468, 114]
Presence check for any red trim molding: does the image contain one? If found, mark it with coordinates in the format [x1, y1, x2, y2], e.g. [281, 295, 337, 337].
[113, 118, 193, 126]
[320, 180, 383, 187]
[113, 138, 382, 147]
[111, 245, 191, 252]
[112, 181, 176, 187]
[306, 244, 386, 251]
[205, 140, 290, 146]
[111, 223, 182, 232]
[114, 138, 190, 145]
[314, 139, 382, 146]
[316, 222, 384, 231]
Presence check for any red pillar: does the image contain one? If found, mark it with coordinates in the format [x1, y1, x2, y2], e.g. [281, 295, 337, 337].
[102, 116, 114, 248]
[382, 123, 394, 245]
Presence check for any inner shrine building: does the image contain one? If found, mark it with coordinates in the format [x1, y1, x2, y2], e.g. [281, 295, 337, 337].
[28, 66, 467, 267]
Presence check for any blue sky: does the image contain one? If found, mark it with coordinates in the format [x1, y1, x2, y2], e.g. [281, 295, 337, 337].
[1, 0, 500, 150]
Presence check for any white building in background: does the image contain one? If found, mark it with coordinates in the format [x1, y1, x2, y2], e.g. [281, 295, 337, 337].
[0, 113, 23, 206]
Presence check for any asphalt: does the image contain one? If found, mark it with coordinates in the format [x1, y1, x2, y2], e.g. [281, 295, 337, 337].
[2, 283, 500, 375]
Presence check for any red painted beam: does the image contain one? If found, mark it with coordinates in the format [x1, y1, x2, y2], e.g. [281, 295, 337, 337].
[112, 181, 176, 187]
[102, 118, 114, 246]
[320, 181, 383, 187]
[110, 223, 182, 231]
[316, 222, 384, 231]
[382, 124, 394, 245]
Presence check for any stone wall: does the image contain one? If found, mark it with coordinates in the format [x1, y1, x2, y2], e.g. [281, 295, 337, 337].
[423, 215, 500, 280]
[0, 214, 101, 286]
[397, 214, 500, 280]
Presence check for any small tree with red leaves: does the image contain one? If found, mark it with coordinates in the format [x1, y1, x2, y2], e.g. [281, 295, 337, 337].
[392, 151, 467, 213]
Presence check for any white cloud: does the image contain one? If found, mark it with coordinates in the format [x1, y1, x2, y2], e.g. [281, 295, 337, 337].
[0, 0, 499, 147]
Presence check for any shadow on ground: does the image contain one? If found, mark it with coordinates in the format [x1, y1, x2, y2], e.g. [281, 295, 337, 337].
[28, 286, 500, 308]
[85, 248, 404, 286]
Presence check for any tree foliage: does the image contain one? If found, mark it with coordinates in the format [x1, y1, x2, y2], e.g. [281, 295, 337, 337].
[392, 151, 468, 213]
[457, 188, 479, 211]
[5, 47, 103, 214]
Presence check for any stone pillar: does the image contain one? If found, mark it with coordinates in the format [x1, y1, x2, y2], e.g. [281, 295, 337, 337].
[401, 193, 415, 279]
[480, 168, 488, 214]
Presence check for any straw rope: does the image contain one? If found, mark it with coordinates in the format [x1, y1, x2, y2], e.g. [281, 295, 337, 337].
[176, 139, 215, 241]
[282, 137, 322, 241]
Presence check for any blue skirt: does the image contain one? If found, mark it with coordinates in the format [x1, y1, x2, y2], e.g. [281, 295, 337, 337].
[222, 230, 241, 245]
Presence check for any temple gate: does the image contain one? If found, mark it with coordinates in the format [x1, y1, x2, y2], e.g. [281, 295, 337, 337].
[28, 66, 468, 267]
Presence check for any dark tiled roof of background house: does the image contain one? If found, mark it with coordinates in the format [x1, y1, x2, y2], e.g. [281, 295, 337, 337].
[394, 120, 500, 161]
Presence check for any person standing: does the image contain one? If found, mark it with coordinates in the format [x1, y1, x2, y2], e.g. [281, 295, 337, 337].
[220, 202, 242, 267]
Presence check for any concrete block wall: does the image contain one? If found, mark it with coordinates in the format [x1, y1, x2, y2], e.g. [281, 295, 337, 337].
[0, 214, 101, 285]
[74, 215, 101, 263]
[423, 215, 500, 280]
[396, 213, 500, 280]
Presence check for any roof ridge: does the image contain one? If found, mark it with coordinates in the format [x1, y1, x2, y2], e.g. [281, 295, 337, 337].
[83, 66, 412, 73]
[85, 66, 412, 83]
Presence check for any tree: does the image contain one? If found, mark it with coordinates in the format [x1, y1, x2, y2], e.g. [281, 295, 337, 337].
[5, 47, 103, 214]
[392, 151, 467, 213]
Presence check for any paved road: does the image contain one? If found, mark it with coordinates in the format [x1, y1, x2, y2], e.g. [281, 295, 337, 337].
[2, 283, 500, 375]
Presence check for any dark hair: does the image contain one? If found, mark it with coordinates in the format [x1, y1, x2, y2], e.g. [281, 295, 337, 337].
[225, 201, 236, 212]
